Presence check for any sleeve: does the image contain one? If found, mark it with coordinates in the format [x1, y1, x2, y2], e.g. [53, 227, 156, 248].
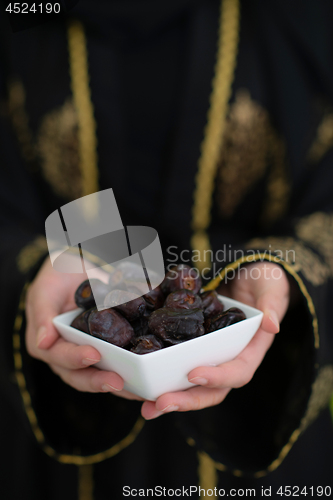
[0, 74, 143, 466]
[174, 146, 333, 477]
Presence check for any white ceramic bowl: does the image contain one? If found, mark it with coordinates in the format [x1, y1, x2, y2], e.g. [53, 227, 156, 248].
[53, 295, 263, 401]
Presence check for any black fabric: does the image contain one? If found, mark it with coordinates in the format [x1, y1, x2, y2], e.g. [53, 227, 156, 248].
[1, 0, 333, 498]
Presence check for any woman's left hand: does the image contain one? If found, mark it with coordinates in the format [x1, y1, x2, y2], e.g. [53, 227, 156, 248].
[141, 262, 290, 419]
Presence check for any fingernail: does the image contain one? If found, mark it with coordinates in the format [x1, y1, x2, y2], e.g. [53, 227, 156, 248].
[188, 377, 208, 386]
[82, 358, 100, 366]
[161, 404, 179, 413]
[268, 309, 280, 332]
[145, 410, 164, 420]
[101, 383, 121, 392]
[36, 326, 47, 348]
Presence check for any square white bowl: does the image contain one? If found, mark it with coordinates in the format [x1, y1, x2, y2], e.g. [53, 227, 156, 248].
[53, 295, 263, 401]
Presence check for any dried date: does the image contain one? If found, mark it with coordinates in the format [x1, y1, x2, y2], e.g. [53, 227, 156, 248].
[164, 290, 202, 310]
[89, 309, 135, 347]
[148, 307, 204, 345]
[70, 308, 95, 334]
[75, 279, 110, 309]
[130, 309, 151, 337]
[130, 335, 164, 354]
[200, 290, 224, 318]
[127, 284, 165, 311]
[108, 268, 125, 289]
[161, 264, 202, 295]
[71, 267, 246, 355]
[104, 289, 146, 321]
[204, 307, 246, 333]
[143, 286, 165, 310]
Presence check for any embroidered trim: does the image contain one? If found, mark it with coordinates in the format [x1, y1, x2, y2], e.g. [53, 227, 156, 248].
[195, 252, 319, 476]
[299, 365, 333, 433]
[217, 90, 283, 220]
[295, 212, 333, 275]
[67, 20, 99, 197]
[13, 283, 145, 465]
[245, 237, 330, 287]
[191, 0, 240, 271]
[197, 451, 218, 498]
[7, 78, 36, 166]
[307, 113, 333, 164]
[205, 252, 319, 348]
[37, 98, 82, 200]
[78, 464, 94, 500]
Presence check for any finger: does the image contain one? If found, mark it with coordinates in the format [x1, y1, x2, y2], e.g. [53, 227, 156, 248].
[50, 364, 145, 401]
[26, 263, 86, 350]
[36, 337, 101, 370]
[26, 320, 60, 358]
[257, 289, 289, 334]
[50, 364, 125, 393]
[254, 267, 290, 332]
[143, 326, 274, 418]
[261, 308, 280, 334]
[26, 294, 61, 350]
[142, 386, 231, 419]
[228, 263, 290, 334]
[36, 324, 59, 350]
[187, 327, 274, 389]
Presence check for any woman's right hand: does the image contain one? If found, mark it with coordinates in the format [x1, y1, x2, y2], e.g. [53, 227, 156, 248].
[25, 257, 143, 400]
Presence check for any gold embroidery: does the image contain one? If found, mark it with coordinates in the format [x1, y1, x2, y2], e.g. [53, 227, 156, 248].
[191, 0, 240, 271]
[197, 451, 218, 498]
[245, 237, 330, 286]
[191, 368, 333, 479]
[296, 212, 333, 274]
[204, 252, 319, 348]
[13, 283, 145, 465]
[216, 90, 290, 225]
[299, 366, 333, 433]
[7, 78, 36, 166]
[37, 98, 82, 200]
[232, 469, 243, 477]
[17, 236, 48, 273]
[217, 90, 270, 217]
[186, 253, 320, 478]
[189, 256, 332, 478]
[307, 113, 333, 164]
[204, 252, 319, 476]
[67, 20, 99, 196]
[8, 20, 100, 201]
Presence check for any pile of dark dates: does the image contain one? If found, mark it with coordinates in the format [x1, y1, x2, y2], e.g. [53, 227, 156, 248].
[71, 264, 246, 355]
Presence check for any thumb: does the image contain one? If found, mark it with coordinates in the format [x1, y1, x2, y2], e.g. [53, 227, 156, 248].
[26, 255, 87, 352]
[36, 324, 58, 350]
[26, 286, 64, 350]
[259, 305, 280, 334]
[27, 275, 83, 351]
[255, 272, 290, 335]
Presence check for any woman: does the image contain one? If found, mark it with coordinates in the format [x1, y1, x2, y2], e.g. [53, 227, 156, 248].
[1, 0, 333, 498]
